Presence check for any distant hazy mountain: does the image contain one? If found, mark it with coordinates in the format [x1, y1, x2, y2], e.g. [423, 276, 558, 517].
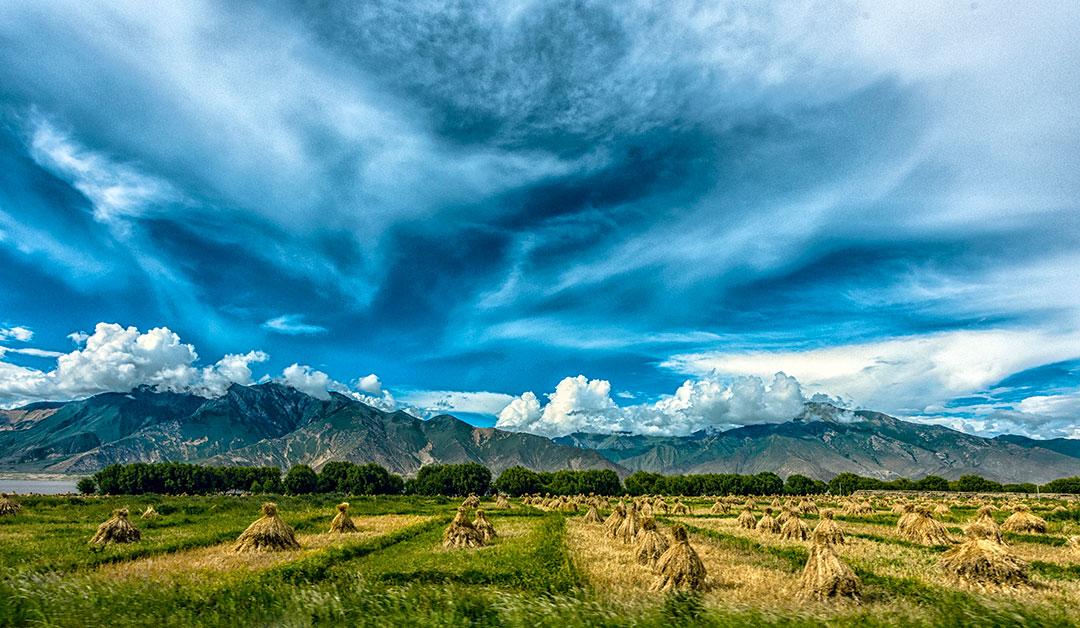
[0, 383, 620, 475]
[554, 403, 1080, 484]
[1, 388, 1077, 483]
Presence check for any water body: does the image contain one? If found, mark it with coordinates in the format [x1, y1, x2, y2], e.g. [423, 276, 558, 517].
[0, 479, 79, 494]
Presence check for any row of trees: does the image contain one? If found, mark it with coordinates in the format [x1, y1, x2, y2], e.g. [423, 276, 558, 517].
[83, 462, 1080, 497]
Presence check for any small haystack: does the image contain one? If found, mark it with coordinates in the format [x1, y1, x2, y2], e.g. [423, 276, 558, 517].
[583, 504, 603, 524]
[1001, 505, 1047, 534]
[90, 507, 141, 547]
[1066, 535, 1079, 554]
[495, 494, 512, 509]
[934, 503, 950, 516]
[966, 506, 1003, 543]
[939, 536, 1029, 586]
[473, 509, 497, 542]
[329, 502, 358, 534]
[234, 503, 300, 552]
[617, 503, 641, 544]
[672, 500, 690, 515]
[635, 517, 670, 567]
[812, 510, 845, 545]
[604, 502, 626, 537]
[896, 503, 917, 531]
[897, 506, 952, 546]
[777, 508, 793, 526]
[140, 505, 159, 520]
[844, 501, 873, 517]
[800, 539, 860, 600]
[780, 513, 810, 541]
[463, 493, 481, 509]
[443, 507, 485, 549]
[650, 525, 706, 592]
[737, 507, 757, 530]
[710, 500, 727, 515]
[799, 499, 818, 515]
[756, 507, 781, 534]
[0, 494, 22, 516]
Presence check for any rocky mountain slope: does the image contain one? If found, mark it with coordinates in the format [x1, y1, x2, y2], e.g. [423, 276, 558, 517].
[554, 403, 1080, 483]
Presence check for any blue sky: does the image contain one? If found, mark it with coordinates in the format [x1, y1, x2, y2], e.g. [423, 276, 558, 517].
[1, 2, 1079, 439]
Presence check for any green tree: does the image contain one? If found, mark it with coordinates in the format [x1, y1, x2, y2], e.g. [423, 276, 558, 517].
[76, 477, 97, 495]
[951, 475, 1003, 493]
[283, 465, 319, 494]
[915, 475, 950, 491]
[783, 474, 817, 495]
[1043, 477, 1080, 494]
[317, 461, 354, 493]
[625, 471, 664, 495]
[493, 466, 542, 496]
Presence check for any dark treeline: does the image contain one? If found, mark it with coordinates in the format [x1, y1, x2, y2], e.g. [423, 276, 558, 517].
[84, 462, 1080, 497]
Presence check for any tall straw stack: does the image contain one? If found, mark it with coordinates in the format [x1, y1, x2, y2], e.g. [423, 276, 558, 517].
[634, 517, 670, 567]
[473, 509, 497, 542]
[604, 502, 626, 537]
[812, 510, 845, 545]
[234, 503, 300, 552]
[650, 525, 706, 592]
[329, 502, 358, 533]
[736, 507, 757, 530]
[90, 507, 141, 547]
[780, 512, 810, 541]
[0, 494, 22, 516]
[616, 503, 641, 544]
[756, 507, 781, 534]
[800, 538, 860, 600]
[443, 507, 485, 549]
[965, 506, 1003, 543]
[898, 506, 952, 546]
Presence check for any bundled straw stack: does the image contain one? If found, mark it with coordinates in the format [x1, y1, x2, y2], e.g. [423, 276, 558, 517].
[897, 506, 952, 546]
[234, 503, 300, 552]
[473, 509, 497, 542]
[582, 504, 603, 524]
[800, 538, 860, 600]
[463, 494, 481, 509]
[672, 500, 690, 515]
[1001, 505, 1047, 534]
[650, 525, 706, 592]
[604, 502, 626, 537]
[635, 517, 669, 567]
[140, 505, 159, 520]
[939, 522, 1029, 586]
[90, 507, 141, 547]
[0, 494, 22, 516]
[444, 507, 485, 549]
[495, 494, 512, 509]
[329, 502, 358, 533]
[812, 510, 845, 545]
[756, 507, 781, 534]
[616, 503, 641, 544]
[780, 511, 810, 541]
[710, 500, 728, 515]
[965, 506, 1003, 543]
[737, 507, 757, 530]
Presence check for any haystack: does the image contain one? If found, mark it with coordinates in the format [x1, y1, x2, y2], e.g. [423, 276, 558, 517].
[844, 501, 872, 516]
[140, 505, 159, 520]
[616, 503, 641, 543]
[710, 500, 728, 515]
[650, 525, 706, 592]
[473, 509, 497, 542]
[934, 503, 950, 516]
[495, 494, 511, 509]
[1001, 505, 1047, 534]
[635, 517, 670, 567]
[780, 513, 810, 541]
[655, 500, 670, 515]
[90, 507, 141, 547]
[965, 506, 1003, 543]
[812, 510, 845, 545]
[756, 507, 781, 534]
[0, 494, 22, 516]
[329, 502, 358, 533]
[897, 506, 952, 546]
[1066, 535, 1079, 554]
[443, 507, 485, 549]
[777, 508, 793, 526]
[672, 500, 690, 515]
[582, 504, 603, 524]
[800, 539, 860, 600]
[234, 503, 300, 552]
[799, 499, 818, 515]
[736, 507, 757, 530]
[604, 502, 626, 537]
[463, 493, 481, 508]
[939, 537, 1029, 586]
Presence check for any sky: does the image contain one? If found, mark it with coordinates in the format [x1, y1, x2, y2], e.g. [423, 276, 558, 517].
[1, 1, 1079, 439]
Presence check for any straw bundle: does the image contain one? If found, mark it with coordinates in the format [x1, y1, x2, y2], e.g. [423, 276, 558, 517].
[1001, 505, 1047, 534]
[736, 507, 757, 530]
[934, 503, 950, 516]
[634, 517, 670, 567]
[495, 494, 511, 509]
[0, 494, 22, 516]
[90, 507, 141, 547]
[710, 500, 727, 515]
[616, 503, 641, 544]
[443, 507, 485, 549]
[140, 505, 159, 520]
[800, 539, 860, 600]
[672, 500, 690, 515]
[604, 502, 626, 537]
[655, 500, 670, 515]
[780, 513, 810, 541]
[463, 493, 481, 509]
[812, 510, 845, 545]
[965, 506, 1003, 543]
[756, 507, 781, 534]
[939, 538, 1029, 586]
[234, 503, 300, 552]
[650, 525, 706, 592]
[329, 502, 358, 533]
[777, 508, 793, 526]
[844, 501, 872, 516]
[582, 504, 603, 524]
[798, 500, 818, 515]
[473, 509, 497, 542]
[897, 506, 952, 546]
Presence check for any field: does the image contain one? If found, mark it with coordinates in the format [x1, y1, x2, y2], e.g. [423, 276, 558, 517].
[1, 493, 1079, 627]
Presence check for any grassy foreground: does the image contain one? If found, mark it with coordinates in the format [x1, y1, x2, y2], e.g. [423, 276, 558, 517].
[1, 494, 1078, 627]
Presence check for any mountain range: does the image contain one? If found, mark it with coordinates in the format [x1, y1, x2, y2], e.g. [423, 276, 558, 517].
[1, 383, 1077, 483]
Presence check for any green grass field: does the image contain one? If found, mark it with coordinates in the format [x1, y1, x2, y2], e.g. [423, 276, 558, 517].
[1, 495, 1078, 627]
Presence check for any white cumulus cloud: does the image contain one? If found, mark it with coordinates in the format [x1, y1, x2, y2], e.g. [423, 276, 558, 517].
[0, 326, 33, 342]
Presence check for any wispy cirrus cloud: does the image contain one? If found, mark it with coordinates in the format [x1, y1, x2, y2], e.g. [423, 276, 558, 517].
[262, 315, 328, 336]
